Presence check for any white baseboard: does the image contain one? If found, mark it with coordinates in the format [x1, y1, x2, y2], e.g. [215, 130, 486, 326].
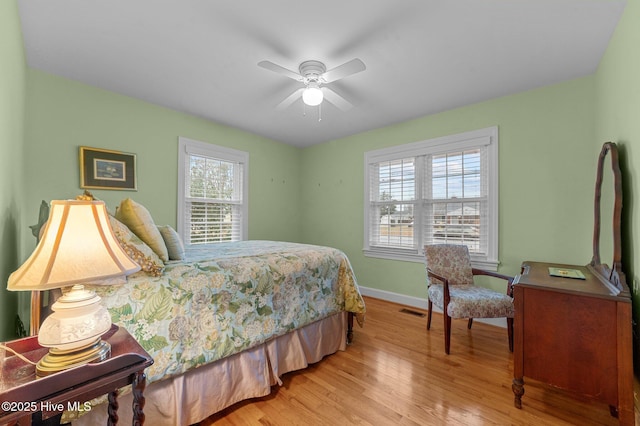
[358, 286, 429, 310]
[358, 285, 507, 329]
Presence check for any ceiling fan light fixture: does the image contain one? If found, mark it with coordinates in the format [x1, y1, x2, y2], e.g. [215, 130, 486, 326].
[259, 58, 365, 111]
[302, 84, 323, 106]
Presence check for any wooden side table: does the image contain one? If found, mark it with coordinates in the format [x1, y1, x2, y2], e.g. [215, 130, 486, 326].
[1, 325, 153, 425]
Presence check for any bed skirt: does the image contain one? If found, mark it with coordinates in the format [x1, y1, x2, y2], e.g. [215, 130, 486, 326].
[73, 311, 348, 425]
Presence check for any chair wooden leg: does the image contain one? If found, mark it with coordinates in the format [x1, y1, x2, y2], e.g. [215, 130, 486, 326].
[444, 313, 451, 354]
[507, 317, 514, 352]
[467, 318, 473, 329]
[427, 299, 433, 330]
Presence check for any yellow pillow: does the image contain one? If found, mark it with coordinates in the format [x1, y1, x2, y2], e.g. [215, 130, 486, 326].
[115, 198, 169, 262]
[157, 225, 186, 261]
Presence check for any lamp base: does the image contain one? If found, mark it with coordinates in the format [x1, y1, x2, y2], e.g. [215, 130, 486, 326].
[36, 338, 111, 377]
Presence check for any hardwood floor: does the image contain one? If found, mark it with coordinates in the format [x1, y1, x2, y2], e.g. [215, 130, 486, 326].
[202, 296, 638, 425]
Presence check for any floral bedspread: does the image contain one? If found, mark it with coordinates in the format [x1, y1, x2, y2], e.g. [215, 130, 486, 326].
[88, 240, 366, 384]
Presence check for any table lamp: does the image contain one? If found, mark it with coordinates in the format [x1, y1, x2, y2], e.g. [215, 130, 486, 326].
[7, 200, 140, 376]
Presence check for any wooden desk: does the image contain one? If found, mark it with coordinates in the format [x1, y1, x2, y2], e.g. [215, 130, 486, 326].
[1, 325, 153, 425]
[512, 261, 633, 425]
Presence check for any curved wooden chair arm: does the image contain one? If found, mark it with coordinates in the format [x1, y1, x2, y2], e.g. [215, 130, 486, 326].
[427, 268, 451, 301]
[472, 268, 514, 296]
[427, 268, 447, 283]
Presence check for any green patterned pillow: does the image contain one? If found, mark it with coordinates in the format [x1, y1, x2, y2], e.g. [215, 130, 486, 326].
[109, 216, 164, 277]
[157, 225, 186, 261]
[115, 198, 169, 262]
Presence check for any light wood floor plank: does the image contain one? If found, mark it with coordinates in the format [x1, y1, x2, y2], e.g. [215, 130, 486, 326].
[202, 296, 638, 425]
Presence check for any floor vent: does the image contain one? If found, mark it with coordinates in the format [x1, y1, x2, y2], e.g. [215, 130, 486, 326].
[399, 308, 426, 317]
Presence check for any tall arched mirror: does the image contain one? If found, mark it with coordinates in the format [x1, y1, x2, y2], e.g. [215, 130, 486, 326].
[589, 142, 628, 296]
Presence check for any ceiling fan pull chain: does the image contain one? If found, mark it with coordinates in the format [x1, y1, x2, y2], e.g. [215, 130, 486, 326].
[318, 103, 322, 122]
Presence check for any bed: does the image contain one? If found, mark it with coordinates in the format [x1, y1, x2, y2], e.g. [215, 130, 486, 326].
[66, 235, 366, 425]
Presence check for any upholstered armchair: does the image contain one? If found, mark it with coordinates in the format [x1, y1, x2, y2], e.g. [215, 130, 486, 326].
[424, 244, 514, 354]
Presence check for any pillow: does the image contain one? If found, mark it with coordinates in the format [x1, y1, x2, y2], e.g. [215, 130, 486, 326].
[109, 216, 165, 277]
[157, 225, 186, 261]
[115, 198, 169, 262]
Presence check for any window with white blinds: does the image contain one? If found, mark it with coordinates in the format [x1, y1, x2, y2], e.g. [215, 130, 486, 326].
[178, 137, 248, 245]
[363, 127, 499, 270]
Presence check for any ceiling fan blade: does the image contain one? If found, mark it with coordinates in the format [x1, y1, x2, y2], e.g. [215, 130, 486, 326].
[321, 58, 366, 83]
[276, 88, 304, 111]
[258, 61, 304, 82]
[321, 87, 353, 111]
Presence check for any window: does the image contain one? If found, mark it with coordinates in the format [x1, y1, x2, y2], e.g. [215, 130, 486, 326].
[178, 137, 248, 245]
[364, 127, 499, 270]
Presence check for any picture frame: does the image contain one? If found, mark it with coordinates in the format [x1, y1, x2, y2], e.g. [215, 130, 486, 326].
[79, 146, 137, 191]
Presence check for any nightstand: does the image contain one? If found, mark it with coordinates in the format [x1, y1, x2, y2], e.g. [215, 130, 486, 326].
[1, 324, 153, 425]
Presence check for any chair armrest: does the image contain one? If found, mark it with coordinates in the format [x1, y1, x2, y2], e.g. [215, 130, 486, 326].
[472, 268, 513, 283]
[427, 268, 448, 284]
[472, 268, 515, 296]
[427, 269, 451, 305]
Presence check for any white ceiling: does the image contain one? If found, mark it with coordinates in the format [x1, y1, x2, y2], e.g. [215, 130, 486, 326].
[17, 0, 626, 148]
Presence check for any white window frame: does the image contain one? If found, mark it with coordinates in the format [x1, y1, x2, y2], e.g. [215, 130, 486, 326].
[363, 126, 499, 270]
[177, 137, 249, 245]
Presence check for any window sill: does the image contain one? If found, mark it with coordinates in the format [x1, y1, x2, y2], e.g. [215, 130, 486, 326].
[363, 248, 499, 271]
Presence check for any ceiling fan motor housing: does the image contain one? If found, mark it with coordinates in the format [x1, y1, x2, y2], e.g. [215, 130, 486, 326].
[299, 60, 327, 84]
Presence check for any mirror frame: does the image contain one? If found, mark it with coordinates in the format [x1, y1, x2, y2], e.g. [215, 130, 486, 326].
[589, 142, 628, 296]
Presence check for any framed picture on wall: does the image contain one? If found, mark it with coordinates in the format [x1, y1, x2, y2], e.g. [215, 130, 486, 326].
[80, 146, 137, 190]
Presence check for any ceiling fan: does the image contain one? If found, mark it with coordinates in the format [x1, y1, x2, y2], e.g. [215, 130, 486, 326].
[258, 58, 366, 111]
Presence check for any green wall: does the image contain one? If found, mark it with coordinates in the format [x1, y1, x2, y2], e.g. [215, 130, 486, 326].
[594, 0, 640, 363]
[0, 0, 26, 340]
[301, 77, 596, 300]
[23, 70, 303, 252]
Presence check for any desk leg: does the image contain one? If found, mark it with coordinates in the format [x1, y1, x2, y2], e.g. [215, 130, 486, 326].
[512, 378, 524, 409]
[512, 286, 525, 409]
[107, 390, 119, 425]
[132, 370, 147, 426]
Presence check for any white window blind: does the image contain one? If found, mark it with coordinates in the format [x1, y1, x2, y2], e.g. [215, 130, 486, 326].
[369, 158, 417, 250]
[422, 148, 488, 256]
[178, 137, 248, 245]
[364, 127, 498, 269]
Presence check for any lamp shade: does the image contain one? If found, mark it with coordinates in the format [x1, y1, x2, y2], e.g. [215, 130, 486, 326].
[7, 200, 140, 291]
